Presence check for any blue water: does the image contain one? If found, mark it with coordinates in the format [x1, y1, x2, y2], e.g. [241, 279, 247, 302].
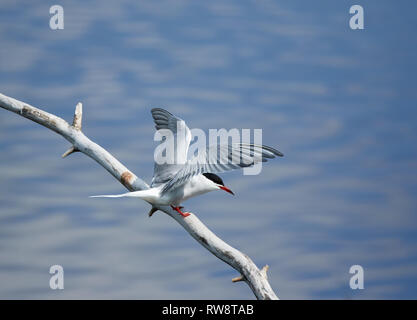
[0, 0, 416, 299]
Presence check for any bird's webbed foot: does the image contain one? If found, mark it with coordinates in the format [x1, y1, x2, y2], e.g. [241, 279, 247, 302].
[170, 205, 191, 218]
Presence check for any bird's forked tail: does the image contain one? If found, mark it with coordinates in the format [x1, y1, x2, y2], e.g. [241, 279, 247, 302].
[89, 191, 142, 198]
[89, 190, 157, 203]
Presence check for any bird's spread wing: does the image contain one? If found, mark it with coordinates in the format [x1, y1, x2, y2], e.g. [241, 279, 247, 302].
[151, 108, 192, 187]
[161, 143, 283, 193]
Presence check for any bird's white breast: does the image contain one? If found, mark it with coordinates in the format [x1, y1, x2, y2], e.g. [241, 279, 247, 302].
[165, 174, 217, 206]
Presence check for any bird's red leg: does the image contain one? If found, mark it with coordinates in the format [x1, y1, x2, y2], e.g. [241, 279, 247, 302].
[171, 205, 190, 218]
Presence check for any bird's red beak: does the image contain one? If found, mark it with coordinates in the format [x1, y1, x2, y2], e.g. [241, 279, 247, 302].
[219, 186, 234, 195]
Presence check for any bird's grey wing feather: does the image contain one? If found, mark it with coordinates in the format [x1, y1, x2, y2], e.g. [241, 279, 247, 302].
[161, 143, 283, 193]
[151, 164, 183, 187]
[150, 108, 192, 187]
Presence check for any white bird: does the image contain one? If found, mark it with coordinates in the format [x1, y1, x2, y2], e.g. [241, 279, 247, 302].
[90, 108, 283, 217]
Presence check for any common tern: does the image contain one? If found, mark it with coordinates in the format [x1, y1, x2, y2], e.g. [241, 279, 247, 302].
[91, 108, 283, 217]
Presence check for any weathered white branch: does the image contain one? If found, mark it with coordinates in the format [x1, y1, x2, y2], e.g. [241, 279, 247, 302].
[0, 93, 279, 300]
[72, 102, 83, 130]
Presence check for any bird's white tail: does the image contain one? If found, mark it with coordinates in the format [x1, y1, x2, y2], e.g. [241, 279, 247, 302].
[89, 191, 145, 198]
[90, 194, 127, 198]
[89, 190, 158, 203]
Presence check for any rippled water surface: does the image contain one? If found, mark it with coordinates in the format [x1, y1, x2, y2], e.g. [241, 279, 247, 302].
[1, 1, 416, 299]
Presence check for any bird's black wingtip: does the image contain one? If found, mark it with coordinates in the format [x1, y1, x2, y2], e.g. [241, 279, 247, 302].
[262, 145, 284, 157]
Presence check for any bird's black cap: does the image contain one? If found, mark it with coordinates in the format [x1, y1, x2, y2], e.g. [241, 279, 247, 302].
[203, 173, 224, 186]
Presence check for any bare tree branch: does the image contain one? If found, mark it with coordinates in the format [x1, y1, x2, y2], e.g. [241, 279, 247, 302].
[0, 93, 279, 300]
